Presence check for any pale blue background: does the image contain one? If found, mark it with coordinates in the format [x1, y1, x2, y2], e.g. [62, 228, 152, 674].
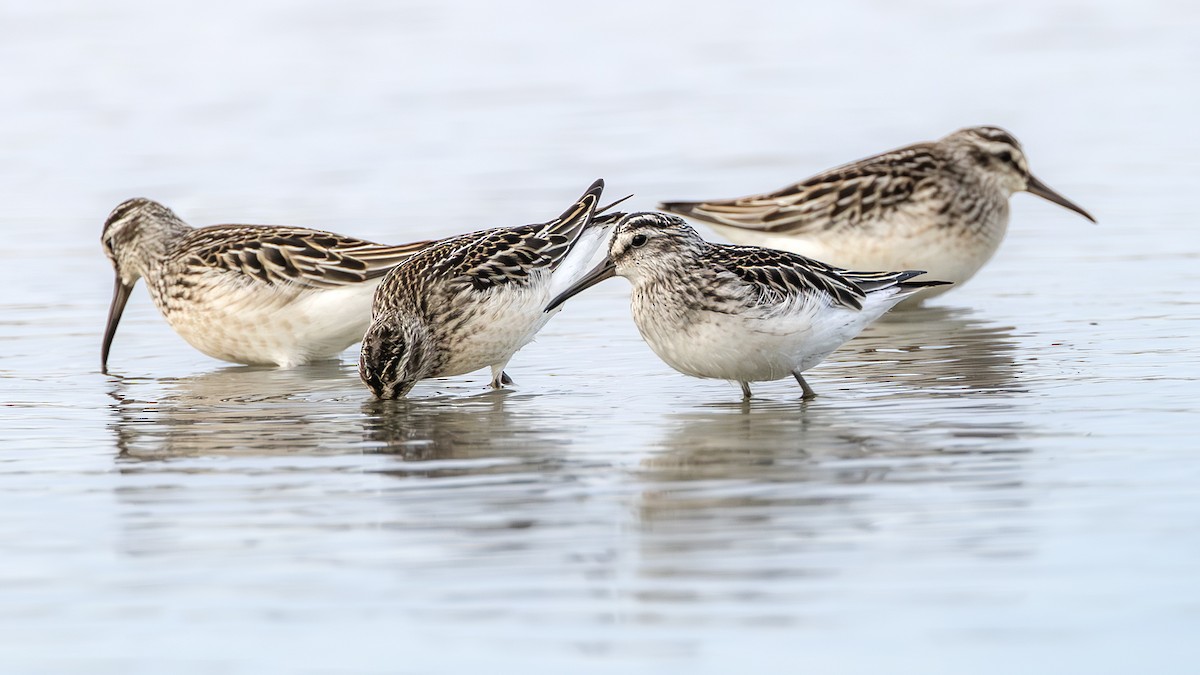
[1, 1, 1198, 673]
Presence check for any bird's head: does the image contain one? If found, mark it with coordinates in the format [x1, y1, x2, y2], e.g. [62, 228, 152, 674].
[100, 198, 192, 373]
[358, 310, 434, 399]
[545, 211, 705, 310]
[945, 126, 1095, 222]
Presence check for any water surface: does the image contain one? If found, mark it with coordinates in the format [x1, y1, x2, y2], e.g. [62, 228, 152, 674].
[2, 1, 1199, 673]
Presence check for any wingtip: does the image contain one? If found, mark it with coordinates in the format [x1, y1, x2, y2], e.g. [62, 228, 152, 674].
[896, 270, 952, 289]
[583, 178, 606, 212]
[545, 179, 609, 237]
[906, 278, 954, 289]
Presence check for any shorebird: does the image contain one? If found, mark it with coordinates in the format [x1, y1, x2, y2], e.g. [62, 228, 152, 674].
[546, 212, 949, 400]
[659, 126, 1094, 305]
[100, 198, 432, 372]
[359, 179, 618, 399]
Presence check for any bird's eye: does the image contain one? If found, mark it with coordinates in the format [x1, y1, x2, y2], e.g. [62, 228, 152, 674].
[996, 150, 1014, 165]
[631, 234, 648, 248]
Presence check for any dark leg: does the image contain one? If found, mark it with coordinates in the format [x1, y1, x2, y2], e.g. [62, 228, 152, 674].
[793, 371, 817, 400]
[740, 381, 752, 400]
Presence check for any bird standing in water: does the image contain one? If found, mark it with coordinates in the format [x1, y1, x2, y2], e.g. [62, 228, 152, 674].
[548, 212, 949, 400]
[659, 126, 1094, 305]
[359, 179, 618, 399]
[100, 198, 432, 372]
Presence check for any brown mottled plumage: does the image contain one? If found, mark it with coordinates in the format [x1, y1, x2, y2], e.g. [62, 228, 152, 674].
[100, 198, 432, 372]
[660, 126, 1094, 305]
[547, 212, 949, 400]
[359, 179, 616, 399]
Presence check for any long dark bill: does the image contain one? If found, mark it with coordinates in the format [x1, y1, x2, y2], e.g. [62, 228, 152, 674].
[545, 257, 617, 312]
[1026, 174, 1096, 223]
[101, 277, 134, 374]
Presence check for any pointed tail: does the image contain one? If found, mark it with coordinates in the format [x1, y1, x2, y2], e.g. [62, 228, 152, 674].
[843, 269, 952, 297]
[658, 200, 701, 219]
[539, 178, 605, 245]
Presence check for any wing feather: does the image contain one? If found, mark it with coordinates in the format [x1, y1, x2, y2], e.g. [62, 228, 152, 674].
[708, 244, 948, 311]
[660, 143, 947, 235]
[405, 179, 606, 293]
[178, 225, 432, 289]
[708, 244, 867, 310]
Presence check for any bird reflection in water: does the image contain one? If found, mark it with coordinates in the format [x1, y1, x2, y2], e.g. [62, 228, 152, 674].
[107, 360, 365, 460]
[824, 304, 1023, 396]
[106, 361, 571, 489]
[631, 394, 1035, 586]
[360, 391, 571, 472]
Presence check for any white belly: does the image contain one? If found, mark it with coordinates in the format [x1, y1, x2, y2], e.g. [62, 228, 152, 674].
[704, 212, 1007, 305]
[433, 284, 555, 378]
[161, 280, 379, 367]
[631, 289, 903, 384]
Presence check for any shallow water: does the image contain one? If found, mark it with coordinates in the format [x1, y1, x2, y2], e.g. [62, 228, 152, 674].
[3, 1, 1200, 673]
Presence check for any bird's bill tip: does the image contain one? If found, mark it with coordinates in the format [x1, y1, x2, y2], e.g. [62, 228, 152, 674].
[101, 277, 134, 373]
[1025, 174, 1096, 223]
[545, 258, 617, 312]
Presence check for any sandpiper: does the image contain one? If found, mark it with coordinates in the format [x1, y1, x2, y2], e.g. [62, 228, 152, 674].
[100, 198, 433, 372]
[659, 126, 1094, 305]
[359, 179, 617, 399]
[546, 212, 949, 400]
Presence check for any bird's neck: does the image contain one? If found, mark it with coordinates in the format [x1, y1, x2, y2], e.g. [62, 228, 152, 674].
[130, 219, 193, 277]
